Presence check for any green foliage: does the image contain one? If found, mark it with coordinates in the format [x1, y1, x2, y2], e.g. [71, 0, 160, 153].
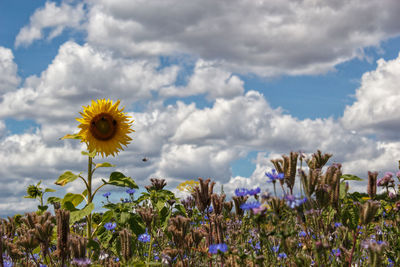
[55, 171, 80, 186]
[103, 172, 139, 189]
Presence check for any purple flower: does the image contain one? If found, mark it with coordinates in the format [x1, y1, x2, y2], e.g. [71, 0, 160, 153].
[138, 229, 151, 243]
[72, 258, 91, 266]
[278, 252, 287, 259]
[235, 188, 248, 197]
[240, 201, 261, 210]
[126, 188, 135, 194]
[209, 243, 228, 254]
[102, 192, 111, 198]
[104, 222, 116, 231]
[272, 245, 280, 253]
[332, 248, 341, 257]
[334, 222, 342, 228]
[298, 231, 307, 237]
[247, 187, 261, 196]
[266, 169, 284, 183]
[285, 195, 307, 209]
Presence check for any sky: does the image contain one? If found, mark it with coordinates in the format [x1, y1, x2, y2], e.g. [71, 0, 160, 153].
[1, 0, 400, 217]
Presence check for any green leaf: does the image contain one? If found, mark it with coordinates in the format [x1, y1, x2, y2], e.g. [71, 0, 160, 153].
[105, 172, 139, 189]
[70, 203, 94, 224]
[87, 239, 100, 260]
[341, 174, 363, 181]
[38, 205, 48, 212]
[62, 201, 78, 212]
[55, 171, 80, 186]
[339, 181, 347, 199]
[45, 188, 56, 193]
[120, 212, 130, 224]
[156, 200, 165, 211]
[81, 149, 97, 158]
[47, 196, 61, 204]
[60, 133, 81, 140]
[174, 204, 187, 217]
[61, 193, 85, 208]
[95, 162, 116, 168]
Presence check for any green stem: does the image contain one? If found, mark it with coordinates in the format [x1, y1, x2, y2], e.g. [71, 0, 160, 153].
[87, 156, 93, 240]
[146, 237, 153, 266]
[92, 183, 107, 200]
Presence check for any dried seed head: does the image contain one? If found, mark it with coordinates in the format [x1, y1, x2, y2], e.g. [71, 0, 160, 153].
[119, 228, 133, 262]
[223, 201, 233, 213]
[367, 171, 378, 198]
[191, 178, 215, 212]
[145, 178, 167, 191]
[360, 201, 380, 225]
[211, 194, 226, 215]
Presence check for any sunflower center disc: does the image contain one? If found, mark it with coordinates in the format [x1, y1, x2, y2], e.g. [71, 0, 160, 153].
[90, 113, 117, 140]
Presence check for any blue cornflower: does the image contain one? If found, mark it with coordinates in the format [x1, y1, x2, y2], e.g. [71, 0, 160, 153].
[334, 222, 342, 228]
[126, 188, 135, 194]
[247, 187, 261, 196]
[388, 258, 394, 267]
[272, 245, 280, 253]
[285, 195, 307, 209]
[278, 252, 287, 259]
[104, 222, 116, 231]
[298, 231, 307, 237]
[138, 229, 151, 243]
[208, 206, 213, 213]
[103, 192, 111, 198]
[331, 248, 341, 257]
[209, 243, 228, 254]
[265, 169, 284, 183]
[4, 261, 13, 267]
[240, 201, 261, 210]
[235, 188, 248, 197]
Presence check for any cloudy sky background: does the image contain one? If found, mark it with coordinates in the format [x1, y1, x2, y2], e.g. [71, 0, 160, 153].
[1, 0, 400, 216]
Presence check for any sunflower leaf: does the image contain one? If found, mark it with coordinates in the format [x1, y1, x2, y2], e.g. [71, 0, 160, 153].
[59, 133, 81, 140]
[70, 203, 94, 224]
[95, 162, 116, 168]
[105, 172, 139, 189]
[55, 171, 80, 186]
[45, 188, 56, 193]
[61, 193, 85, 208]
[81, 149, 97, 157]
[341, 174, 363, 181]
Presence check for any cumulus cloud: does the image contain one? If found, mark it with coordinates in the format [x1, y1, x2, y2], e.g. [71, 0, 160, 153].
[342, 53, 400, 140]
[86, 0, 400, 76]
[15, 1, 86, 47]
[0, 47, 20, 94]
[159, 60, 244, 100]
[0, 41, 179, 125]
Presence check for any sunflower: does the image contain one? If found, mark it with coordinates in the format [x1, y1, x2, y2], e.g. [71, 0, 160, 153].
[76, 99, 134, 157]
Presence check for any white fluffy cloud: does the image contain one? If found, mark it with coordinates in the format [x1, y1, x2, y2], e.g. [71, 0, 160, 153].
[159, 59, 244, 100]
[0, 47, 20, 93]
[342, 53, 400, 140]
[0, 41, 179, 125]
[85, 0, 400, 76]
[15, 1, 86, 47]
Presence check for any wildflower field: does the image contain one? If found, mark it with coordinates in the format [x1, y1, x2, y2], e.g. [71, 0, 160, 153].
[1, 99, 400, 267]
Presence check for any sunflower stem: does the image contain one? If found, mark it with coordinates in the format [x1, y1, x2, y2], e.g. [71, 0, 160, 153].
[87, 155, 93, 240]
